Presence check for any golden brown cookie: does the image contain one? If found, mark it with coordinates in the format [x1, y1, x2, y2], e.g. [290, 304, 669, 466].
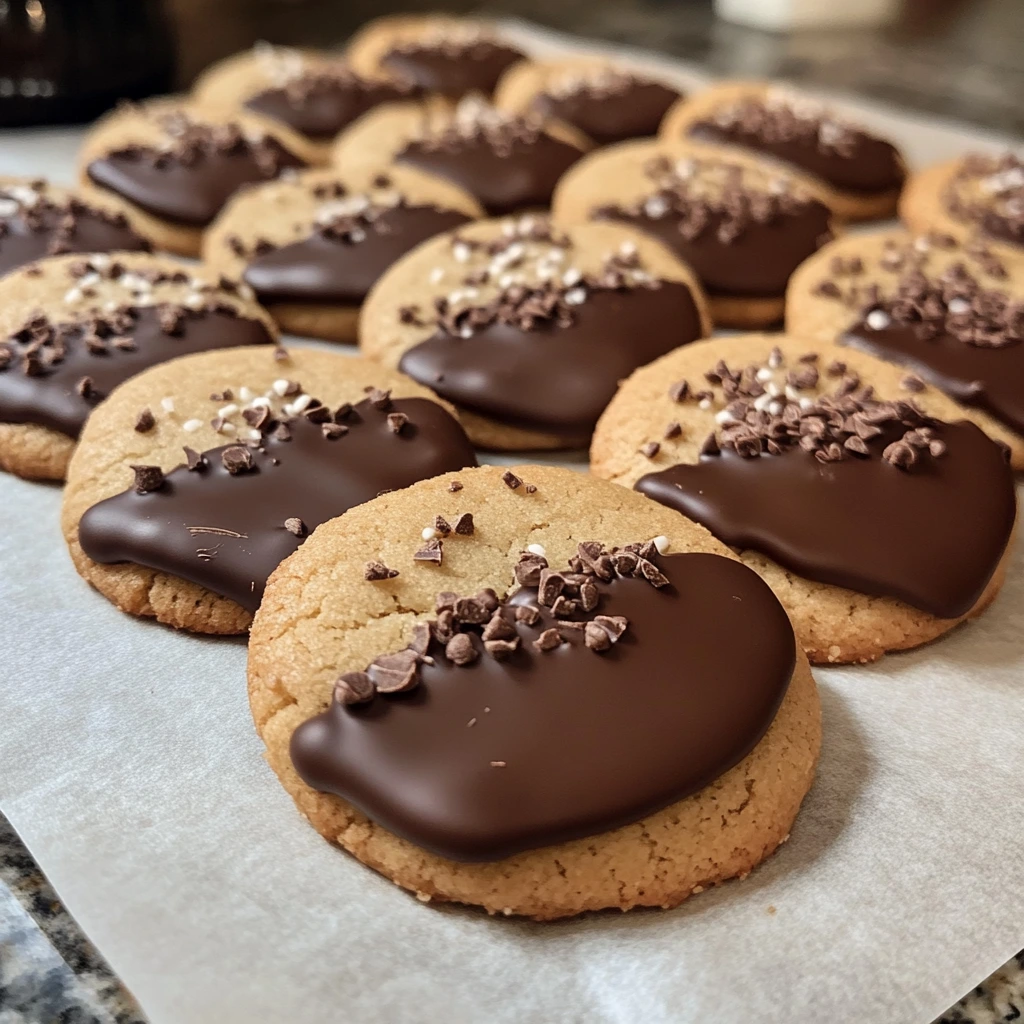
[76, 99, 321, 257]
[493, 56, 683, 147]
[591, 333, 1017, 664]
[899, 152, 1024, 253]
[344, 15, 526, 99]
[192, 44, 422, 161]
[203, 166, 483, 343]
[359, 215, 711, 450]
[786, 228, 1024, 466]
[0, 252, 277, 482]
[552, 139, 836, 327]
[330, 97, 590, 217]
[61, 345, 473, 635]
[248, 463, 821, 920]
[660, 82, 906, 223]
[0, 176, 153, 280]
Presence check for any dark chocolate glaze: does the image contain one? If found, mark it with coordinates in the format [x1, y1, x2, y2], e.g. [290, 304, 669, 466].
[398, 282, 704, 440]
[843, 321, 1024, 436]
[290, 551, 795, 862]
[78, 397, 477, 610]
[380, 40, 525, 99]
[0, 205, 149, 279]
[243, 205, 472, 306]
[599, 203, 832, 297]
[636, 421, 1015, 618]
[0, 307, 272, 438]
[533, 80, 681, 146]
[688, 120, 904, 195]
[396, 132, 584, 216]
[245, 77, 415, 140]
[86, 141, 308, 227]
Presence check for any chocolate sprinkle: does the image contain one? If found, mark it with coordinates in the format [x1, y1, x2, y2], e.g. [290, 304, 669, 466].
[283, 517, 306, 537]
[364, 561, 399, 581]
[414, 538, 444, 564]
[129, 464, 164, 494]
[334, 671, 375, 706]
[134, 407, 155, 433]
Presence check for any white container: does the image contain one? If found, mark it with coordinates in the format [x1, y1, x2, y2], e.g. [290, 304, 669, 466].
[715, 0, 899, 30]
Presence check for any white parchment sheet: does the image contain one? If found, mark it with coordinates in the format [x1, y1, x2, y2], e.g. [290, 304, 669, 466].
[1, 23, 1023, 1024]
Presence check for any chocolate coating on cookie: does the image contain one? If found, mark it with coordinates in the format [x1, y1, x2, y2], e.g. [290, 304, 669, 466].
[243, 200, 472, 305]
[530, 71, 681, 146]
[290, 548, 795, 861]
[78, 396, 477, 609]
[380, 36, 524, 99]
[245, 70, 417, 140]
[687, 95, 904, 195]
[0, 181, 150, 279]
[87, 113, 308, 227]
[395, 102, 585, 216]
[636, 370, 1015, 618]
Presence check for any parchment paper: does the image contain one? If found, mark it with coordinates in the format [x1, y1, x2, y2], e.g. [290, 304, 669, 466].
[1, 23, 1023, 1024]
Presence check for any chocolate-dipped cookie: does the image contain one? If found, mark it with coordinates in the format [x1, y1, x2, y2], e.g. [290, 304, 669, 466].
[494, 57, 683, 147]
[591, 334, 1017, 664]
[661, 82, 906, 223]
[553, 140, 834, 327]
[192, 44, 422, 161]
[77, 100, 320, 257]
[786, 228, 1024, 466]
[360, 216, 711, 450]
[204, 166, 483, 343]
[0, 253, 276, 482]
[0, 176, 152, 280]
[345, 15, 526, 100]
[331, 98, 589, 218]
[900, 152, 1024, 253]
[248, 463, 820, 919]
[62, 346, 476, 634]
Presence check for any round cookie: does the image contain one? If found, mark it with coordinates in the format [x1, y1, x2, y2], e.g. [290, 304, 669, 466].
[192, 44, 421, 162]
[785, 228, 1024, 466]
[900, 151, 1024, 253]
[330, 97, 590, 217]
[203, 166, 484, 343]
[0, 252, 277, 482]
[344, 15, 526, 100]
[360, 216, 711, 450]
[493, 56, 683, 147]
[76, 99, 321, 257]
[591, 334, 1017, 664]
[0, 176, 152, 279]
[553, 140, 835, 328]
[248, 463, 821, 920]
[660, 82, 906, 223]
[62, 346, 475, 635]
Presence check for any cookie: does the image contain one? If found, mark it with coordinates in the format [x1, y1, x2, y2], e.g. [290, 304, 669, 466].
[552, 140, 835, 327]
[61, 346, 476, 635]
[192, 43, 422, 161]
[900, 152, 1024, 252]
[0, 253, 276, 482]
[344, 15, 526, 100]
[785, 228, 1024, 466]
[248, 463, 820, 920]
[493, 57, 682, 147]
[360, 215, 711, 450]
[591, 334, 1017, 664]
[76, 99, 320, 257]
[660, 82, 906, 222]
[0, 176, 152, 279]
[203, 166, 483, 343]
[330, 97, 589, 217]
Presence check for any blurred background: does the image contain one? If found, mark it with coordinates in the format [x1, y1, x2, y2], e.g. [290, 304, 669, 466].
[0, 0, 1021, 132]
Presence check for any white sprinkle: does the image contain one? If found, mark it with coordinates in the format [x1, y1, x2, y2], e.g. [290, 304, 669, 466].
[79, 272, 100, 288]
[421, 527, 437, 541]
[429, 267, 445, 284]
[698, 398, 712, 411]
[715, 409, 736, 425]
[238, 283, 255, 302]
[272, 379, 291, 397]
[769, 400, 784, 416]
[250, 396, 271, 409]
[753, 393, 773, 412]
[0, 198, 19, 217]
[290, 393, 312, 413]
[767, 381, 783, 397]
[913, 236, 931, 253]
[643, 195, 670, 219]
[651, 535, 670, 554]
[182, 418, 203, 432]
[63, 287, 82, 304]
[756, 367, 774, 382]
[452, 242, 471, 263]
[948, 297, 971, 314]
[562, 267, 583, 287]
[458, 326, 474, 339]
[799, 396, 814, 410]
[91, 254, 110, 269]
[866, 309, 892, 330]
[220, 421, 236, 434]
[784, 385, 801, 402]
[184, 293, 204, 310]
[218, 403, 239, 417]
[247, 428, 262, 441]
[239, 386, 254, 402]
[619, 240, 638, 257]
[160, 397, 175, 413]
[526, 543, 546, 557]
[564, 287, 587, 306]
